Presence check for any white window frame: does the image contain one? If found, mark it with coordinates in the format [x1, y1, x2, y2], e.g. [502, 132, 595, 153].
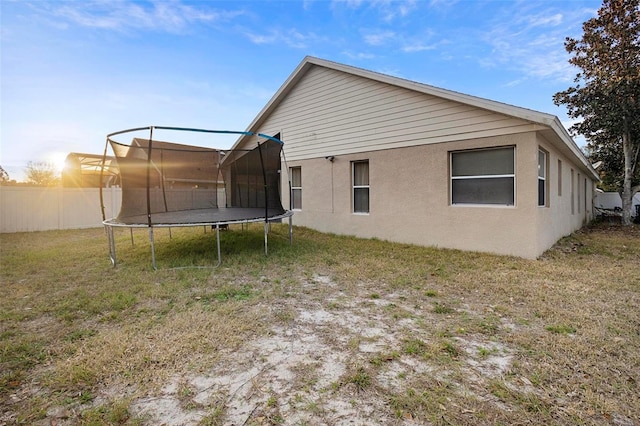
[290, 166, 302, 211]
[450, 146, 516, 207]
[352, 160, 369, 214]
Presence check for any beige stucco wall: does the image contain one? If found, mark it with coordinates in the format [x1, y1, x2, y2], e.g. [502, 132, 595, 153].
[281, 132, 594, 259]
[535, 134, 593, 255]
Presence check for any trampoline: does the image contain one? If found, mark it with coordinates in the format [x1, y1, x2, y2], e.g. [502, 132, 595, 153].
[100, 126, 294, 269]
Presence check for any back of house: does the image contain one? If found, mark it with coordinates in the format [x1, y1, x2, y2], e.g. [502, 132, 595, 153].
[232, 56, 598, 259]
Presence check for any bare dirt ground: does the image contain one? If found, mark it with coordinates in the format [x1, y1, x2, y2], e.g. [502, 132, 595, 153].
[112, 274, 513, 426]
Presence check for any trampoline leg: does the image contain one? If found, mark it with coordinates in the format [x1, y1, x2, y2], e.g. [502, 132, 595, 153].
[264, 222, 269, 256]
[149, 228, 157, 271]
[130, 228, 134, 246]
[215, 224, 221, 267]
[288, 215, 293, 245]
[106, 226, 117, 267]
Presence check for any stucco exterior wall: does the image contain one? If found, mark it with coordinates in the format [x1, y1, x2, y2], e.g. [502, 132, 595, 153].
[283, 133, 544, 258]
[535, 134, 594, 255]
[281, 131, 596, 259]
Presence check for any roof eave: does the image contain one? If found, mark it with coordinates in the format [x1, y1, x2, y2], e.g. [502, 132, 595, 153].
[233, 56, 599, 180]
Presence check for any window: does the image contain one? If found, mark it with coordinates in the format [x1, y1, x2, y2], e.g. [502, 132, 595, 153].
[352, 160, 369, 213]
[557, 159, 563, 196]
[578, 173, 582, 213]
[584, 178, 588, 213]
[538, 149, 547, 207]
[450, 146, 515, 205]
[571, 169, 575, 214]
[290, 167, 302, 210]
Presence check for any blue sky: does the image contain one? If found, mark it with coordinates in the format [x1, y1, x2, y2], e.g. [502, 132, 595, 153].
[1, 0, 601, 181]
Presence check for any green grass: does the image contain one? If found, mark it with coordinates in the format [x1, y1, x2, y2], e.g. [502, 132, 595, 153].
[545, 324, 577, 335]
[1, 222, 639, 424]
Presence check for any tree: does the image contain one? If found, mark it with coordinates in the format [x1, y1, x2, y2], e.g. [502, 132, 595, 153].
[0, 166, 9, 183]
[25, 161, 61, 186]
[553, 0, 640, 225]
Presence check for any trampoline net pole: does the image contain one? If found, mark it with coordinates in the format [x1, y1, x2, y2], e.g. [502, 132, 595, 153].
[146, 127, 154, 228]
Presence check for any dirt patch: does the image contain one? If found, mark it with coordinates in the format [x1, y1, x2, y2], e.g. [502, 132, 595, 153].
[126, 274, 515, 425]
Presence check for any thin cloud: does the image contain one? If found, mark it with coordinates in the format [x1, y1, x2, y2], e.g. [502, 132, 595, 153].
[331, 0, 417, 21]
[342, 51, 376, 60]
[363, 30, 396, 46]
[479, 5, 594, 83]
[243, 28, 322, 49]
[401, 42, 438, 53]
[526, 12, 564, 28]
[429, 0, 460, 8]
[39, 1, 244, 34]
[401, 35, 447, 53]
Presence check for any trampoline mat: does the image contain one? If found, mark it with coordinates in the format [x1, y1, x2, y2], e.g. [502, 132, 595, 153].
[106, 207, 289, 226]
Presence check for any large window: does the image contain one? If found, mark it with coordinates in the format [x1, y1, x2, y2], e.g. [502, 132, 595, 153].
[290, 167, 302, 210]
[352, 160, 369, 213]
[538, 149, 547, 207]
[450, 147, 515, 205]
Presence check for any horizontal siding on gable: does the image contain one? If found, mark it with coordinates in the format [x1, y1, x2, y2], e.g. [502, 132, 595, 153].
[257, 66, 543, 160]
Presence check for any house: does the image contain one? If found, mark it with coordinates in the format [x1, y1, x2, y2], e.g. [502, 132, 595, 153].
[62, 153, 119, 188]
[232, 56, 599, 259]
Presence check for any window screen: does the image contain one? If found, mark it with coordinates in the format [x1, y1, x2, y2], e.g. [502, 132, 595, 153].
[353, 161, 369, 213]
[290, 167, 302, 210]
[451, 147, 515, 205]
[538, 149, 547, 207]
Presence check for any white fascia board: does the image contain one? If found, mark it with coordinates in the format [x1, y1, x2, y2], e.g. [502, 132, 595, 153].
[547, 117, 599, 180]
[230, 57, 313, 151]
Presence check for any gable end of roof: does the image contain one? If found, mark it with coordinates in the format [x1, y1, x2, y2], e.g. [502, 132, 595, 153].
[237, 56, 598, 180]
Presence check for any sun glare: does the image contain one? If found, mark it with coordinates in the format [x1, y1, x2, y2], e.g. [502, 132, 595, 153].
[48, 152, 69, 174]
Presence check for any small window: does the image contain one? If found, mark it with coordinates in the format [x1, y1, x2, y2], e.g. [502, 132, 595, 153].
[290, 167, 301, 210]
[557, 159, 563, 196]
[352, 160, 369, 213]
[584, 177, 587, 213]
[571, 169, 575, 214]
[578, 173, 581, 213]
[538, 149, 547, 207]
[450, 146, 515, 205]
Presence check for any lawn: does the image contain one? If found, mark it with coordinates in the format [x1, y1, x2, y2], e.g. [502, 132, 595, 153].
[1, 222, 639, 425]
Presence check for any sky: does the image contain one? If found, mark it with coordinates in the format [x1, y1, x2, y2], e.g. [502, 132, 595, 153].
[1, 0, 602, 182]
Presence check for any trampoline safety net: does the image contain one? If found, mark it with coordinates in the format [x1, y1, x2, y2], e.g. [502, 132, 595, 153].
[106, 135, 286, 226]
[100, 127, 293, 269]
